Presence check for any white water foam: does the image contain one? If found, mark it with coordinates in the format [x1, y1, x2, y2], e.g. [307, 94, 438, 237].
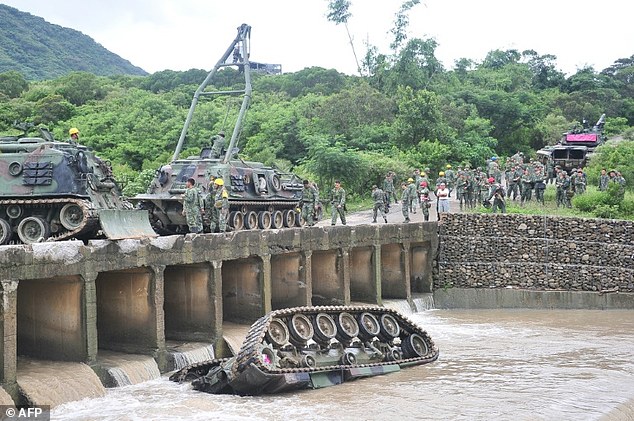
[167, 342, 215, 371]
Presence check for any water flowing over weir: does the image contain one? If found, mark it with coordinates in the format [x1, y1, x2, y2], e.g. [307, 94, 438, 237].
[17, 359, 105, 406]
[50, 309, 634, 421]
[166, 342, 215, 371]
[95, 351, 161, 387]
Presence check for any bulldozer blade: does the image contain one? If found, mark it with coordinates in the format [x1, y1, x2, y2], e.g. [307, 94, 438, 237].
[98, 209, 158, 240]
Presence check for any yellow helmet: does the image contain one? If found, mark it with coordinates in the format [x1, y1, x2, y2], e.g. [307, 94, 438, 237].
[446, 164, 451, 169]
[439, 171, 445, 176]
[214, 178, 224, 186]
[69, 127, 79, 135]
[407, 178, 414, 182]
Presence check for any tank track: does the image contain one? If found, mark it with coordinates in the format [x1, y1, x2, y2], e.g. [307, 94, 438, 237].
[231, 305, 438, 377]
[0, 198, 97, 243]
[172, 305, 438, 391]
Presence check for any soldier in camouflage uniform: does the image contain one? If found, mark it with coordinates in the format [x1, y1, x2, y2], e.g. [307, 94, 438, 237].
[330, 180, 346, 226]
[371, 185, 388, 223]
[400, 182, 411, 222]
[182, 178, 203, 233]
[419, 181, 432, 221]
[406, 178, 418, 213]
[206, 178, 229, 232]
[455, 173, 468, 211]
[299, 179, 319, 226]
[209, 131, 226, 159]
[520, 168, 533, 205]
[383, 173, 398, 204]
[573, 169, 586, 194]
[598, 168, 610, 191]
[444, 165, 456, 198]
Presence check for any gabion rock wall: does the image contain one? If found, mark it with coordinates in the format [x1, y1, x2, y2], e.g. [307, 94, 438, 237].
[435, 213, 634, 292]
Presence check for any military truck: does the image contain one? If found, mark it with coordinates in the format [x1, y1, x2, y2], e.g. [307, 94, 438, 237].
[0, 123, 156, 244]
[132, 24, 313, 234]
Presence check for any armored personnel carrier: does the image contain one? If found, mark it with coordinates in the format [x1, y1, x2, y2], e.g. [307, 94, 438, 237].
[0, 123, 156, 244]
[132, 24, 308, 234]
[170, 305, 439, 395]
[536, 114, 606, 173]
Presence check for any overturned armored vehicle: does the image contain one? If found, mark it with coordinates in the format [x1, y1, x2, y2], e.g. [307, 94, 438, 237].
[170, 306, 439, 395]
[132, 24, 305, 234]
[0, 123, 155, 244]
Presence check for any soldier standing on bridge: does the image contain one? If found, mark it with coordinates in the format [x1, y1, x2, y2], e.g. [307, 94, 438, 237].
[299, 179, 319, 226]
[330, 180, 346, 226]
[206, 178, 229, 232]
[182, 178, 203, 233]
[371, 185, 388, 223]
[401, 182, 411, 222]
[598, 168, 610, 191]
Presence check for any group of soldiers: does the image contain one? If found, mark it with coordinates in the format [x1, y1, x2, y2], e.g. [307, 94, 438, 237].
[298, 179, 347, 226]
[182, 176, 230, 233]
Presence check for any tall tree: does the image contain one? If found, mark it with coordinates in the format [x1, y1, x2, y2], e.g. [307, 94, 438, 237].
[326, 0, 362, 76]
[390, 0, 421, 53]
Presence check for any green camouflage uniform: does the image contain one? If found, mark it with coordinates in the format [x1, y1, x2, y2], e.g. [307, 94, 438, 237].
[419, 186, 431, 221]
[206, 184, 229, 232]
[371, 187, 388, 223]
[300, 184, 319, 226]
[400, 184, 411, 222]
[183, 186, 203, 233]
[330, 185, 346, 225]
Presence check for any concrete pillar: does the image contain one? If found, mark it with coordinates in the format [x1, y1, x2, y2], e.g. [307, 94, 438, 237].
[301, 251, 313, 306]
[342, 248, 351, 305]
[0, 280, 17, 395]
[82, 272, 98, 364]
[149, 265, 167, 370]
[261, 254, 272, 315]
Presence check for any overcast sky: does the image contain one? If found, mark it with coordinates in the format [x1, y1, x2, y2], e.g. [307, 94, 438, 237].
[2, 0, 633, 75]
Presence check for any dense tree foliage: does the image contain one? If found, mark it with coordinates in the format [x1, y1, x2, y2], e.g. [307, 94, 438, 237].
[0, 20, 632, 200]
[0, 4, 147, 80]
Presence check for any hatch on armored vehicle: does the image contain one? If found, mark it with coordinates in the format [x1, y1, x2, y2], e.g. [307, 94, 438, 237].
[131, 24, 313, 234]
[0, 123, 156, 244]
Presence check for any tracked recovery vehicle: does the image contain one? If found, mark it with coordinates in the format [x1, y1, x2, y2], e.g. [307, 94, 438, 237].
[536, 114, 606, 173]
[132, 24, 308, 234]
[0, 123, 156, 244]
[170, 306, 439, 395]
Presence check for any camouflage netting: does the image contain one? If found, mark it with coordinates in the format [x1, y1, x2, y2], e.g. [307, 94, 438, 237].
[435, 213, 634, 292]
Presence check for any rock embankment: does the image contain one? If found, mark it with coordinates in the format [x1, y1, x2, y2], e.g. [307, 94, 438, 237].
[436, 213, 634, 292]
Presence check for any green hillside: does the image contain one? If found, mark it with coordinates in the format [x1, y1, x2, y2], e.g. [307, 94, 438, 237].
[0, 4, 147, 80]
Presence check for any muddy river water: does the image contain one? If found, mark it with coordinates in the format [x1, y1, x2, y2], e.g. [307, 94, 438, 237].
[52, 307, 634, 420]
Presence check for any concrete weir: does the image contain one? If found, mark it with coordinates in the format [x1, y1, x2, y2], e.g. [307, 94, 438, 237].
[0, 223, 436, 406]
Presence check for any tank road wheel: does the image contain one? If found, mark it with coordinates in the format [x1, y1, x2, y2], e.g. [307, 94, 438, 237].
[341, 351, 357, 365]
[244, 211, 258, 229]
[0, 218, 12, 245]
[312, 313, 337, 345]
[301, 355, 317, 368]
[295, 211, 304, 227]
[257, 211, 272, 229]
[288, 314, 314, 347]
[59, 203, 85, 230]
[357, 312, 381, 341]
[401, 333, 429, 359]
[17, 216, 50, 244]
[6, 205, 22, 219]
[271, 210, 284, 229]
[282, 210, 296, 228]
[378, 313, 400, 342]
[266, 318, 290, 347]
[335, 312, 360, 343]
[258, 344, 278, 370]
[229, 211, 244, 231]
